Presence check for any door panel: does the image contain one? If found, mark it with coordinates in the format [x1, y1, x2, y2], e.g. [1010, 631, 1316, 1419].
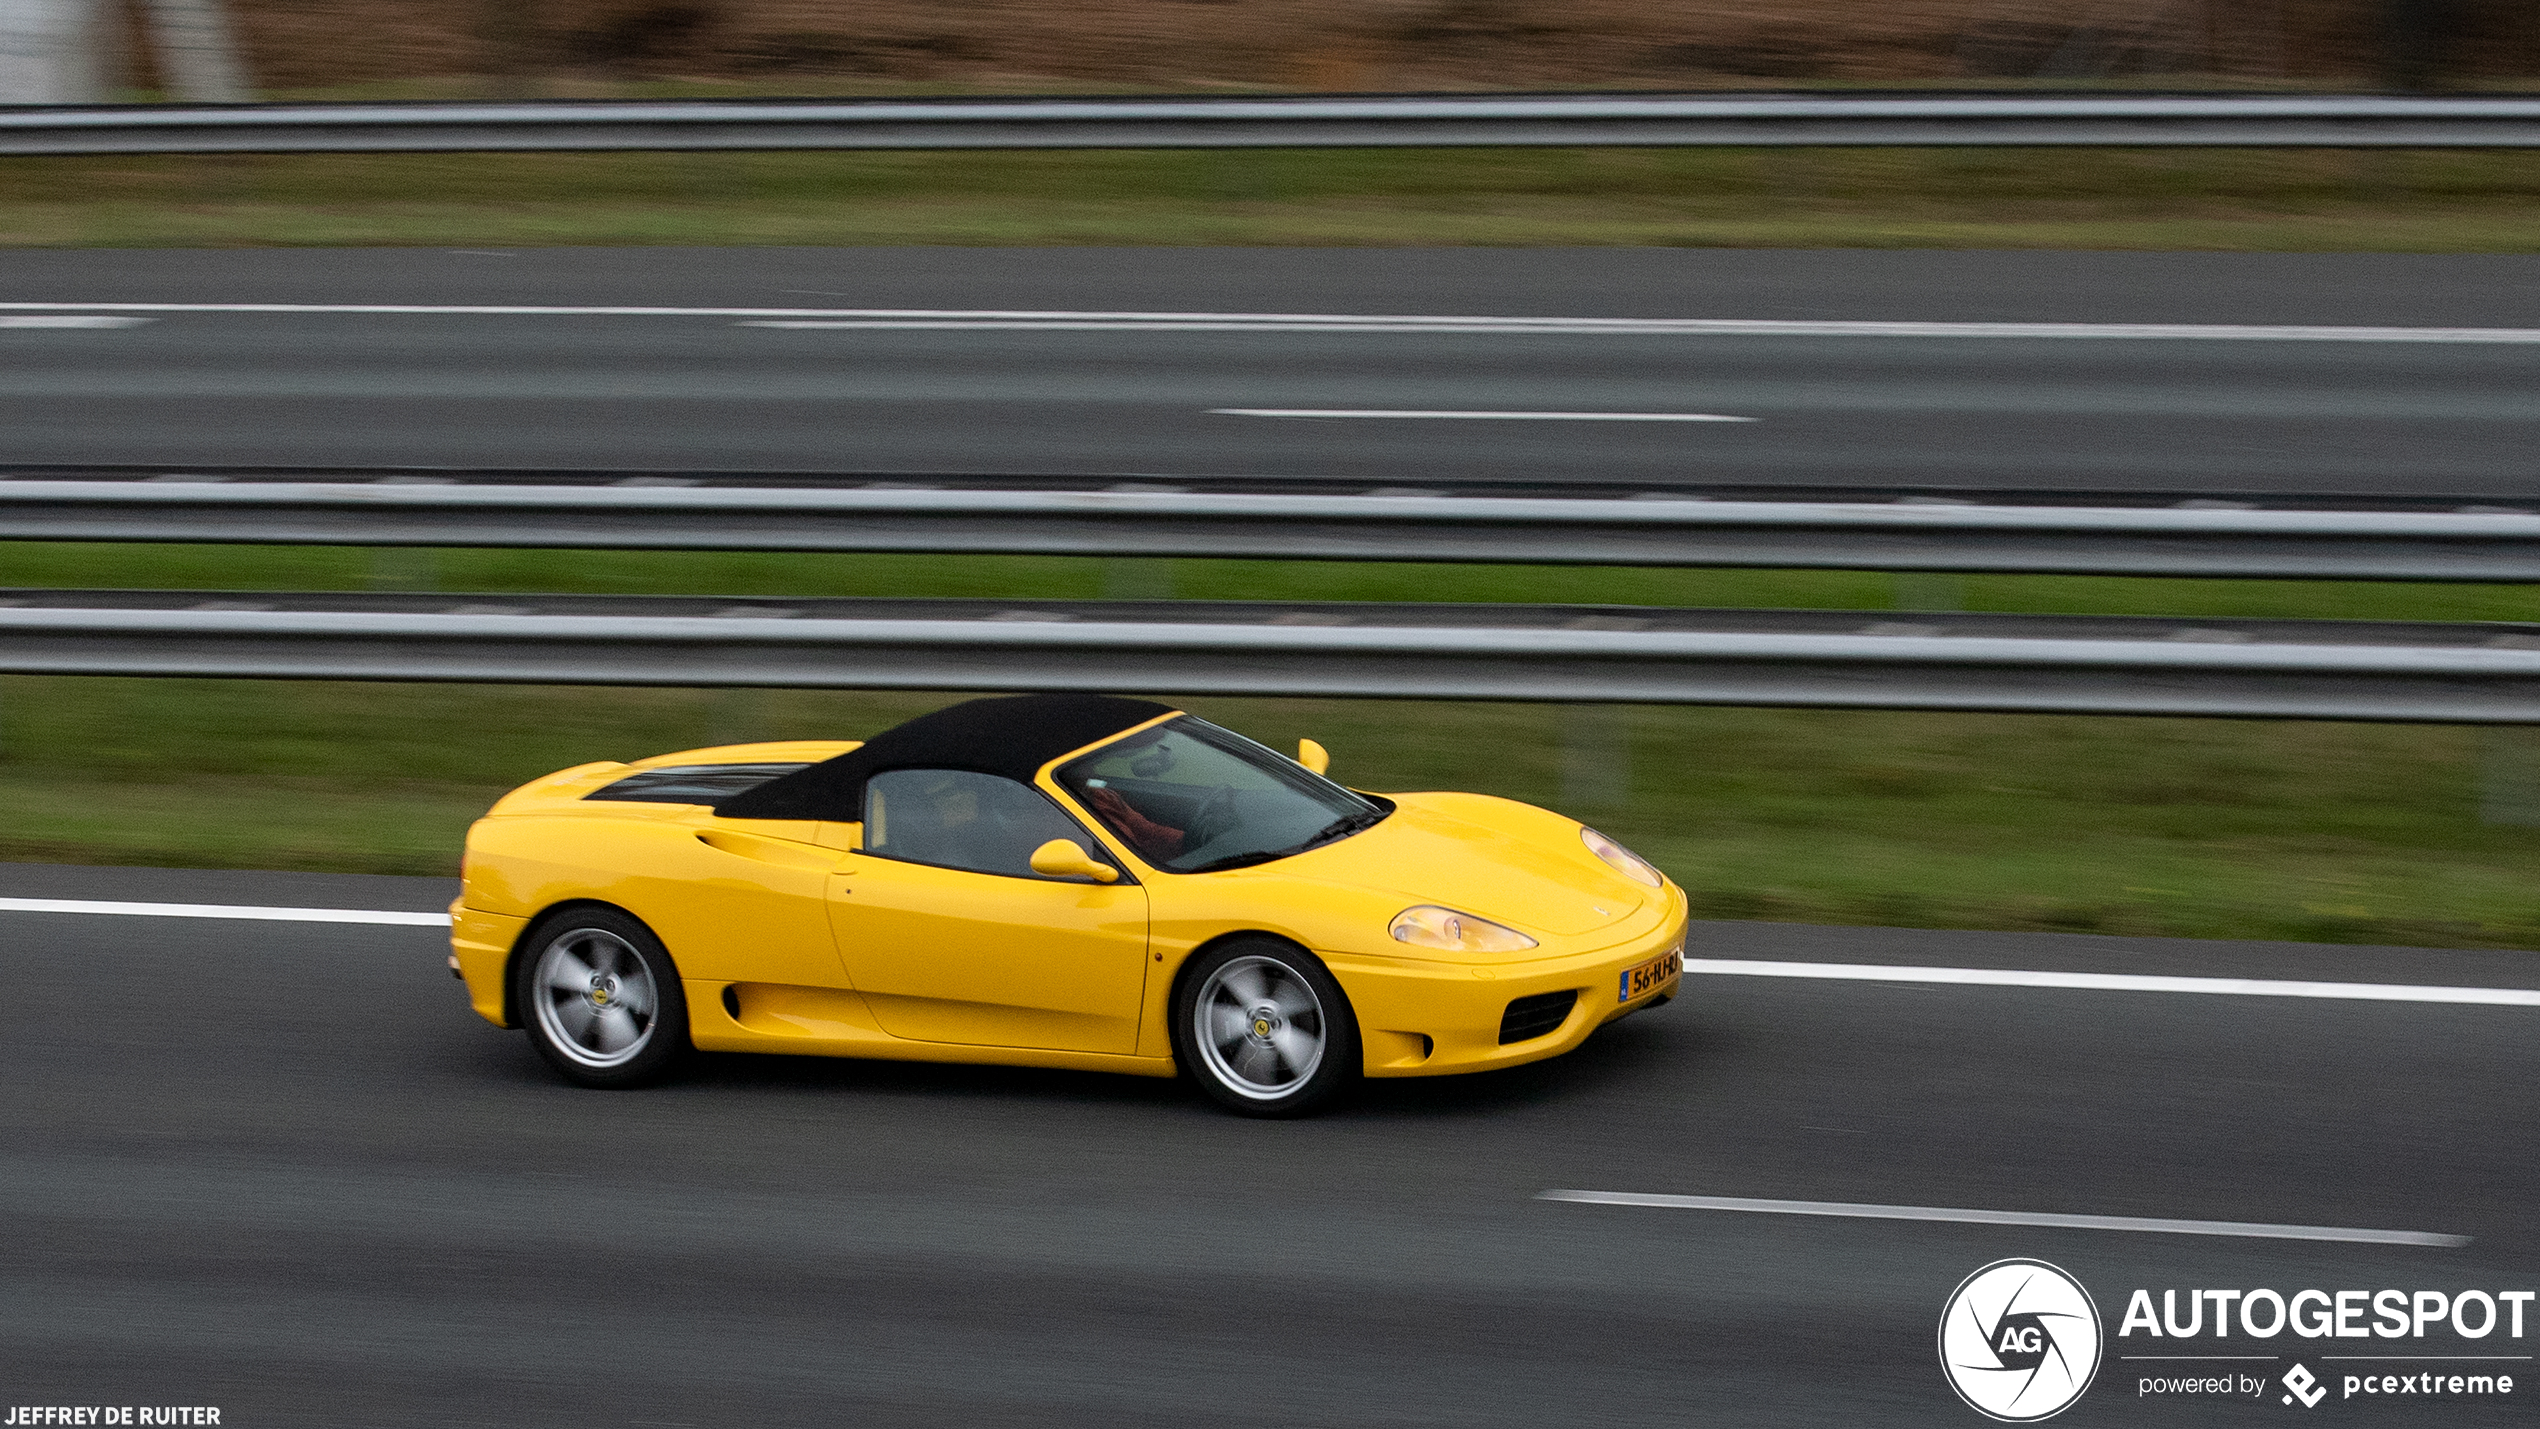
[489, 814, 855, 988]
[825, 858, 1150, 1053]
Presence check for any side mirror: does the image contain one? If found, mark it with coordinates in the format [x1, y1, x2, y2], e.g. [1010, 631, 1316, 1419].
[1297, 738, 1331, 776]
[1030, 838, 1120, 884]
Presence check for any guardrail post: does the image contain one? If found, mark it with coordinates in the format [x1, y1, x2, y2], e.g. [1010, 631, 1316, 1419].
[708, 687, 769, 747]
[2478, 727, 2540, 827]
[139, 0, 249, 102]
[366, 548, 438, 592]
[1893, 572, 1965, 611]
[477, 0, 542, 100]
[1103, 559, 1176, 600]
[0, 0, 108, 102]
[2380, 0, 2459, 92]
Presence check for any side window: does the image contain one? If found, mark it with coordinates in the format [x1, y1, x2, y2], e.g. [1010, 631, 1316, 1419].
[864, 769, 1099, 879]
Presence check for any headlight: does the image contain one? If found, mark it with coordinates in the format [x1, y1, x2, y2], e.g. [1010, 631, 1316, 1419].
[1389, 905, 1538, 953]
[1581, 827, 1664, 888]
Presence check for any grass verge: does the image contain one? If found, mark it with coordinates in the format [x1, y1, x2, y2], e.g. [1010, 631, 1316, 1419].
[2, 147, 2536, 250]
[0, 541, 2531, 950]
[0, 682, 2528, 950]
[4, 542, 2538, 623]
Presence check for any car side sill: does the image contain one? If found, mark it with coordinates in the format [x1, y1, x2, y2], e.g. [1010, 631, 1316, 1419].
[683, 979, 1180, 1078]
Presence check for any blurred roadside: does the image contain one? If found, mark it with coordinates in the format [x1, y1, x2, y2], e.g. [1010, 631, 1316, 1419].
[2, 1, 2535, 251]
[0, 545, 2532, 951]
[71, 0, 2540, 102]
[4, 146, 2534, 250]
[0, 4, 2533, 949]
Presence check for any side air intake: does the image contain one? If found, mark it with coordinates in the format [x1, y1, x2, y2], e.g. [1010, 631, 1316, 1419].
[585, 763, 808, 804]
[1498, 989, 1579, 1045]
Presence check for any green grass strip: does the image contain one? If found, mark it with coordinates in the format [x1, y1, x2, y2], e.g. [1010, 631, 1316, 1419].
[0, 542, 2532, 950]
[3, 147, 2537, 250]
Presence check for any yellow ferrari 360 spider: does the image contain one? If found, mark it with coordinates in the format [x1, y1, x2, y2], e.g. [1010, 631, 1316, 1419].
[451, 694, 1685, 1115]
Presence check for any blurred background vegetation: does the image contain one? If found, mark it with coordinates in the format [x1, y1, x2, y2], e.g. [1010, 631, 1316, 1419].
[7, 146, 2539, 250]
[135, 0, 2540, 100]
[1, 543, 2534, 952]
[4, 0, 2536, 949]
[9, 0, 2538, 248]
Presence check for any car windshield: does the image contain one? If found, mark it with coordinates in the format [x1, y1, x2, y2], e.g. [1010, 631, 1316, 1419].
[1055, 717, 1385, 873]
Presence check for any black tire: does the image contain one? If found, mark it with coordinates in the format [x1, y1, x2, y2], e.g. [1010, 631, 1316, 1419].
[511, 906, 691, 1089]
[1170, 936, 1359, 1118]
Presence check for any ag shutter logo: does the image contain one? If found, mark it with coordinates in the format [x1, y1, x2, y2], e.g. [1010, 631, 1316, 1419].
[1940, 1259, 2105, 1421]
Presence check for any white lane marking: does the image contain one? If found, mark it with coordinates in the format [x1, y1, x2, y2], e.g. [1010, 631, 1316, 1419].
[738, 320, 1509, 332]
[0, 304, 2534, 342]
[0, 896, 448, 927]
[1683, 956, 2540, 1007]
[1536, 1191, 2471, 1247]
[1211, 408, 1756, 422]
[0, 899, 2519, 1010]
[738, 317, 2540, 343]
[0, 315, 153, 329]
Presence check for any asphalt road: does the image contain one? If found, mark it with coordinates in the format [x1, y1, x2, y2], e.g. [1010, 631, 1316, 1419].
[1, 861, 2531, 1427]
[2, 248, 2538, 496]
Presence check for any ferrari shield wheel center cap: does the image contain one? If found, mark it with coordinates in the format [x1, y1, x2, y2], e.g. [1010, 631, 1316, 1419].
[1250, 1008, 1279, 1039]
[589, 975, 616, 1008]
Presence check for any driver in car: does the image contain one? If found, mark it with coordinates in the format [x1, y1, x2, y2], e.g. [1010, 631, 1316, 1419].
[1081, 784, 1188, 862]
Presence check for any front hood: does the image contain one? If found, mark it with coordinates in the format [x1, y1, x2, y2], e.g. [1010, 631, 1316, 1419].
[1278, 794, 1644, 937]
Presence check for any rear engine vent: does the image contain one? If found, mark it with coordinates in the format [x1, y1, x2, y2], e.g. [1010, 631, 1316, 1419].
[1498, 989, 1579, 1045]
[585, 763, 809, 804]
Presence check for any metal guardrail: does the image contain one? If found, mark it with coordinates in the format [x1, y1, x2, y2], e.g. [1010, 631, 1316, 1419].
[3, 478, 2534, 581]
[3, 92, 2539, 156]
[5, 592, 2536, 722]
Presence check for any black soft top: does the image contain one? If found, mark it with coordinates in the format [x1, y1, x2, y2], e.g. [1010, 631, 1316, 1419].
[714, 693, 1173, 821]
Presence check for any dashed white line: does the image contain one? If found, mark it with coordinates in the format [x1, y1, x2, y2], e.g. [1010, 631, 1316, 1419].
[1682, 957, 2540, 1007]
[1536, 1191, 2471, 1247]
[0, 315, 153, 329]
[0, 896, 447, 926]
[1210, 408, 1756, 422]
[0, 304, 2535, 342]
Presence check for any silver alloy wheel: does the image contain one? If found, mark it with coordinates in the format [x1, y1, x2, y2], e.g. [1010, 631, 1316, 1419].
[1193, 953, 1326, 1101]
[531, 928, 658, 1069]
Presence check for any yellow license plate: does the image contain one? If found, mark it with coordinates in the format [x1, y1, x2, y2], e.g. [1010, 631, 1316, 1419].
[1619, 947, 1682, 1002]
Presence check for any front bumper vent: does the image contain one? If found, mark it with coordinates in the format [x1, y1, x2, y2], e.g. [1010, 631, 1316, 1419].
[1498, 989, 1579, 1045]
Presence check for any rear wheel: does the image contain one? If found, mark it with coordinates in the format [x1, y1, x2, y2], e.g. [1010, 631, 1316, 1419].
[1171, 938, 1358, 1117]
[513, 908, 689, 1089]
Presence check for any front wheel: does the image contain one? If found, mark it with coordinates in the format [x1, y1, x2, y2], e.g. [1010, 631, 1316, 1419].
[513, 907, 690, 1089]
[1171, 938, 1359, 1117]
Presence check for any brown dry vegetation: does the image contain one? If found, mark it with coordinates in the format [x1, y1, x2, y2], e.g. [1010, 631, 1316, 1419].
[171, 0, 2540, 97]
